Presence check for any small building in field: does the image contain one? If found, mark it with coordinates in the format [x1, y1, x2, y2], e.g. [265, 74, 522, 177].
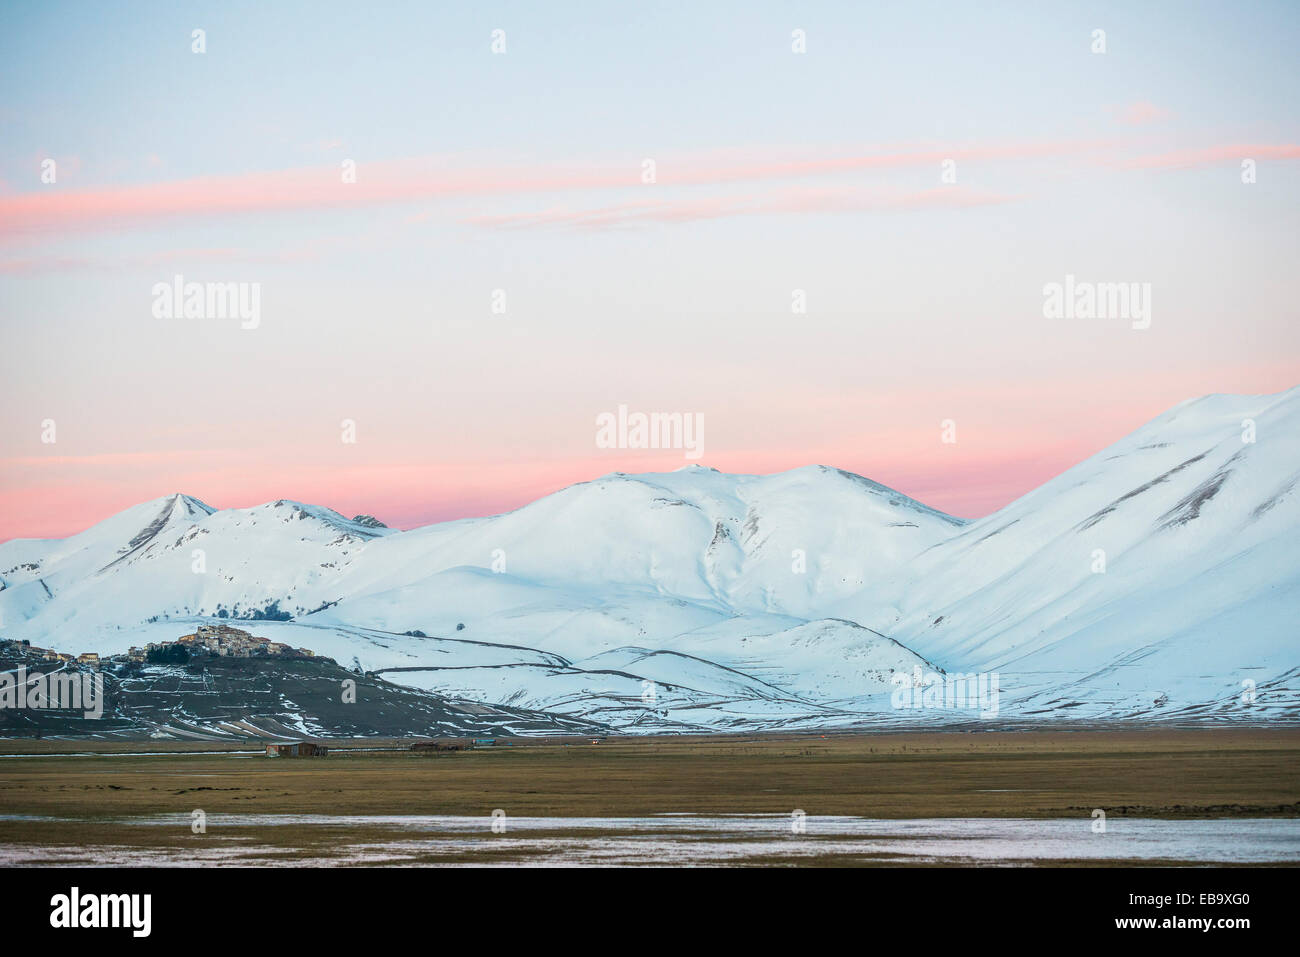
[265, 741, 328, 758]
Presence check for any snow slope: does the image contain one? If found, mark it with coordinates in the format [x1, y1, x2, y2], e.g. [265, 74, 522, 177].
[890, 387, 1300, 720]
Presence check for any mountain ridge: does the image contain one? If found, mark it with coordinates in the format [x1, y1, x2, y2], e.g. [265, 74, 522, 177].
[2, 386, 1296, 731]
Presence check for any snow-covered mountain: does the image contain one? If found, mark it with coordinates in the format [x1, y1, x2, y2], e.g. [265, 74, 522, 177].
[2, 387, 1297, 731]
[887, 387, 1300, 721]
[0, 496, 394, 636]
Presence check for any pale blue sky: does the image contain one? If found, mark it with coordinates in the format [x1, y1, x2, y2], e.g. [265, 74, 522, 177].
[1, 1, 1298, 538]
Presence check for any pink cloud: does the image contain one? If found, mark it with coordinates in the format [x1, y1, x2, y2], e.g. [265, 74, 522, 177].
[464, 185, 1019, 230]
[15, 136, 1289, 244]
[0, 141, 1098, 240]
[1119, 143, 1300, 170]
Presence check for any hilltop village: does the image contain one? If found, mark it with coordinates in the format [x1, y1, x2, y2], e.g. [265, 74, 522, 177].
[143, 623, 317, 662]
[3, 624, 318, 667]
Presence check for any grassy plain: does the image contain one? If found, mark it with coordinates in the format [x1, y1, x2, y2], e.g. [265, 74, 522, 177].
[2, 730, 1296, 865]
